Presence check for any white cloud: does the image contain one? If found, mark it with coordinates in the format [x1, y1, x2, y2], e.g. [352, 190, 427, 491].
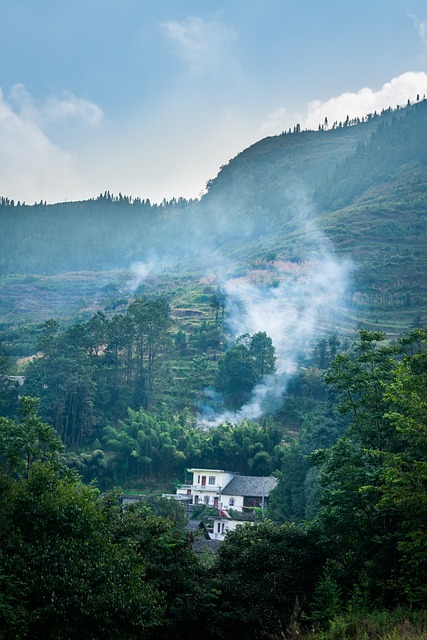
[162, 16, 238, 74]
[43, 92, 103, 126]
[408, 12, 427, 47]
[9, 83, 103, 127]
[304, 72, 427, 130]
[260, 107, 288, 136]
[0, 85, 103, 203]
[260, 71, 427, 136]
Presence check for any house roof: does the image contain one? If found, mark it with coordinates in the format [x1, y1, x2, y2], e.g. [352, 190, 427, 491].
[186, 519, 210, 539]
[187, 468, 226, 473]
[221, 475, 277, 497]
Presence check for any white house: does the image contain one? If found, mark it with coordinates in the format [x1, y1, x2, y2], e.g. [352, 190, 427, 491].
[174, 468, 236, 509]
[210, 512, 255, 541]
[220, 474, 278, 512]
[170, 468, 278, 541]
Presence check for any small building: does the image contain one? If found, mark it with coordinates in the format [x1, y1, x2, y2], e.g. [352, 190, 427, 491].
[168, 468, 278, 542]
[220, 474, 278, 512]
[174, 468, 236, 509]
[210, 511, 257, 541]
[120, 493, 145, 506]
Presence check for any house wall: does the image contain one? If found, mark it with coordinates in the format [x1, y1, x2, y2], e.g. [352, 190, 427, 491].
[176, 468, 236, 507]
[175, 469, 274, 512]
[188, 469, 235, 492]
[210, 518, 254, 541]
[220, 494, 244, 512]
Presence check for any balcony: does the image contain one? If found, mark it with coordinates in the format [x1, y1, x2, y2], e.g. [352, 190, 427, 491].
[162, 493, 191, 502]
[177, 484, 222, 493]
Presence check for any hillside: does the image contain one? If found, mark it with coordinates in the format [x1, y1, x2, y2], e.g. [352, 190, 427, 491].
[1, 99, 426, 335]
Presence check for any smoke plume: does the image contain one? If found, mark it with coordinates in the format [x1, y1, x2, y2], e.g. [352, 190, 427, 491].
[198, 217, 352, 426]
[124, 192, 352, 428]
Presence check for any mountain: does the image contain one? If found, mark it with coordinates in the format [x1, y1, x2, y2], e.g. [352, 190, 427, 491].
[1, 99, 426, 334]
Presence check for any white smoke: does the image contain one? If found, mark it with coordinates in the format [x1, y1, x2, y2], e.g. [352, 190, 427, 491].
[126, 256, 177, 293]
[126, 195, 352, 428]
[126, 261, 155, 292]
[198, 221, 352, 427]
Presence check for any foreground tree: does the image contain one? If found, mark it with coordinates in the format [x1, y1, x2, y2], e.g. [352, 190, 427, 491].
[0, 394, 224, 640]
[0, 401, 218, 639]
[312, 328, 427, 609]
[0, 465, 164, 640]
[0, 396, 63, 477]
[213, 521, 324, 640]
[379, 329, 427, 605]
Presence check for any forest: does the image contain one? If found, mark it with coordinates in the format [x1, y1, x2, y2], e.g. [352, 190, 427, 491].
[1, 99, 427, 639]
[0, 327, 426, 639]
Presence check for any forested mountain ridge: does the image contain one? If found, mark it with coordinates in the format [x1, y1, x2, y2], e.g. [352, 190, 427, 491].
[1, 98, 426, 332]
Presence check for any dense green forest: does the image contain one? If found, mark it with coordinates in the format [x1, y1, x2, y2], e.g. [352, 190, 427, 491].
[1, 297, 296, 486]
[1, 328, 426, 639]
[1, 99, 427, 638]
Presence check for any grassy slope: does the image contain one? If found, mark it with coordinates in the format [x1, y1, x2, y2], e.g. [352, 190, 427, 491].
[318, 169, 427, 331]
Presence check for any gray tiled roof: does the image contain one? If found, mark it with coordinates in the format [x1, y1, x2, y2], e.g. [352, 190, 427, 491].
[186, 519, 210, 539]
[221, 475, 277, 497]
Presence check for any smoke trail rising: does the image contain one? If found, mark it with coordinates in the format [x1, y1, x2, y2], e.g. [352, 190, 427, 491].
[198, 249, 352, 426]
[125, 191, 352, 427]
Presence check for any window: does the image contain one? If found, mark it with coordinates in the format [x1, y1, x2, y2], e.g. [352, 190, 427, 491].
[229, 497, 235, 506]
[204, 496, 210, 505]
[217, 523, 221, 533]
[208, 476, 216, 485]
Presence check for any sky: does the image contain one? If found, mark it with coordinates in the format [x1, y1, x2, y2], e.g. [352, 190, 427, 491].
[1, 0, 427, 205]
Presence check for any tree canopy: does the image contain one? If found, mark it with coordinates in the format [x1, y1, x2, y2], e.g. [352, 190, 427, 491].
[216, 331, 276, 409]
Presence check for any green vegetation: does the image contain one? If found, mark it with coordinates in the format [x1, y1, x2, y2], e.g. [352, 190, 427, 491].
[272, 329, 427, 613]
[7, 302, 283, 487]
[0, 404, 208, 640]
[1, 326, 426, 639]
[1, 100, 427, 638]
[216, 331, 276, 408]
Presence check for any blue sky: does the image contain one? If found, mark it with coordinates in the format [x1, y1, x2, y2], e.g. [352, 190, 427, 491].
[1, 0, 427, 204]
